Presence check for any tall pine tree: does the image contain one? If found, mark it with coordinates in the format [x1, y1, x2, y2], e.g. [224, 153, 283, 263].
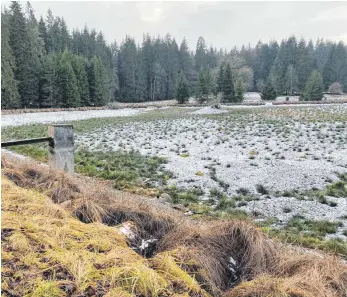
[222, 63, 235, 102]
[1, 9, 20, 108]
[175, 72, 190, 104]
[38, 53, 57, 107]
[235, 80, 245, 102]
[89, 56, 109, 106]
[261, 77, 277, 100]
[72, 56, 90, 106]
[55, 50, 80, 107]
[323, 42, 347, 92]
[196, 70, 209, 103]
[9, 1, 37, 107]
[302, 70, 324, 101]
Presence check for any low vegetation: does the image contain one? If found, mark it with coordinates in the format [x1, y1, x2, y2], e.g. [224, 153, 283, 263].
[75, 148, 171, 194]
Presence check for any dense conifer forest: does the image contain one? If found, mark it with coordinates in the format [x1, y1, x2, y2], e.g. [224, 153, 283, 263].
[2, 1, 347, 109]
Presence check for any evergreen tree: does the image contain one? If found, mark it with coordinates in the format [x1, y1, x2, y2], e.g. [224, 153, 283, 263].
[235, 80, 245, 102]
[195, 36, 208, 71]
[196, 70, 209, 103]
[73, 56, 90, 106]
[55, 50, 80, 107]
[204, 68, 212, 95]
[59, 18, 70, 51]
[38, 16, 49, 53]
[175, 72, 190, 104]
[323, 42, 347, 91]
[216, 62, 225, 93]
[285, 64, 298, 95]
[270, 37, 298, 94]
[89, 56, 109, 106]
[1, 10, 20, 108]
[302, 70, 324, 101]
[179, 38, 191, 73]
[221, 63, 235, 102]
[25, 2, 45, 107]
[207, 46, 217, 68]
[296, 38, 312, 91]
[314, 39, 333, 72]
[118, 36, 138, 101]
[140, 34, 155, 101]
[110, 41, 120, 100]
[9, 1, 37, 107]
[46, 9, 61, 53]
[134, 46, 147, 102]
[38, 53, 57, 107]
[261, 78, 277, 100]
[256, 41, 279, 87]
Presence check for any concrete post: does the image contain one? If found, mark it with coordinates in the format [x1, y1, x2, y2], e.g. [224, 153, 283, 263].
[48, 124, 74, 174]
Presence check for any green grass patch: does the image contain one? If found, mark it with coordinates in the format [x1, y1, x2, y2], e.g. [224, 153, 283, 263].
[325, 180, 347, 197]
[215, 196, 236, 210]
[278, 175, 347, 200]
[75, 148, 171, 191]
[285, 216, 342, 237]
[261, 216, 347, 257]
[162, 185, 203, 205]
[6, 144, 49, 163]
[266, 228, 347, 258]
[212, 209, 250, 221]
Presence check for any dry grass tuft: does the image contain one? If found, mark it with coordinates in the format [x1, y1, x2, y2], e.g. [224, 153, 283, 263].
[159, 220, 278, 294]
[226, 252, 347, 297]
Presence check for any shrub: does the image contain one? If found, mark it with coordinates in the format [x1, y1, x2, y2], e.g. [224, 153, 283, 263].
[236, 187, 250, 195]
[328, 82, 343, 95]
[256, 184, 269, 195]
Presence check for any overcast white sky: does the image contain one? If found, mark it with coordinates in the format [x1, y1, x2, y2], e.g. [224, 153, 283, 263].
[4, 1, 347, 50]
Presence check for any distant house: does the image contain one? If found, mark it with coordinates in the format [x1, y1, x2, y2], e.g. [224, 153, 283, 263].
[244, 92, 262, 102]
[322, 93, 347, 101]
[275, 96, 300, 102]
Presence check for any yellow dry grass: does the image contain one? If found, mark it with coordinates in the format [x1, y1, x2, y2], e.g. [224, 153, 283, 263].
[1, 177, 210, 297]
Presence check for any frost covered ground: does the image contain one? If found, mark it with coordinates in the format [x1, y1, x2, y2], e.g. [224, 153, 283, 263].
[74, 104, 347, 236]
[1, 108, 154, 127]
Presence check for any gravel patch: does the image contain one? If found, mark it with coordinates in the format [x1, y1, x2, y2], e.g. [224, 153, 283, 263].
[240, 196, 346, 223]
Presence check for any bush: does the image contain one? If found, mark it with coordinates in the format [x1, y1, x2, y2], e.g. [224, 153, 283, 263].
[256, 184, 269, 195]
[328, 82, 343, 95]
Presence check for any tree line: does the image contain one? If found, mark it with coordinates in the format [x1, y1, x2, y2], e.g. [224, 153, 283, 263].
[2, 1, 347, 109]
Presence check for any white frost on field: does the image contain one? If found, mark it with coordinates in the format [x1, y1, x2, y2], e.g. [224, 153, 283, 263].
[240, 196, 347, 223]
[76, 104, 347, 227]
[190, 106, 229, 115]
[1, 108, 153, 127]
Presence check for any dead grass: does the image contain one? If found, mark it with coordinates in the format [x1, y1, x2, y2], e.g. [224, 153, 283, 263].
[2, 155, 347, 297]
[226, 252, 347, 297]
[1, 174, 207, 297]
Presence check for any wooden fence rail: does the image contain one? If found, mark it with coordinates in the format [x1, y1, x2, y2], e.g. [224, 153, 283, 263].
[1, 124, 74, 174]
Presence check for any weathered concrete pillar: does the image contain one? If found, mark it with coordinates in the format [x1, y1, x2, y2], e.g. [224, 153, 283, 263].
[48, 124, 74, 174]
